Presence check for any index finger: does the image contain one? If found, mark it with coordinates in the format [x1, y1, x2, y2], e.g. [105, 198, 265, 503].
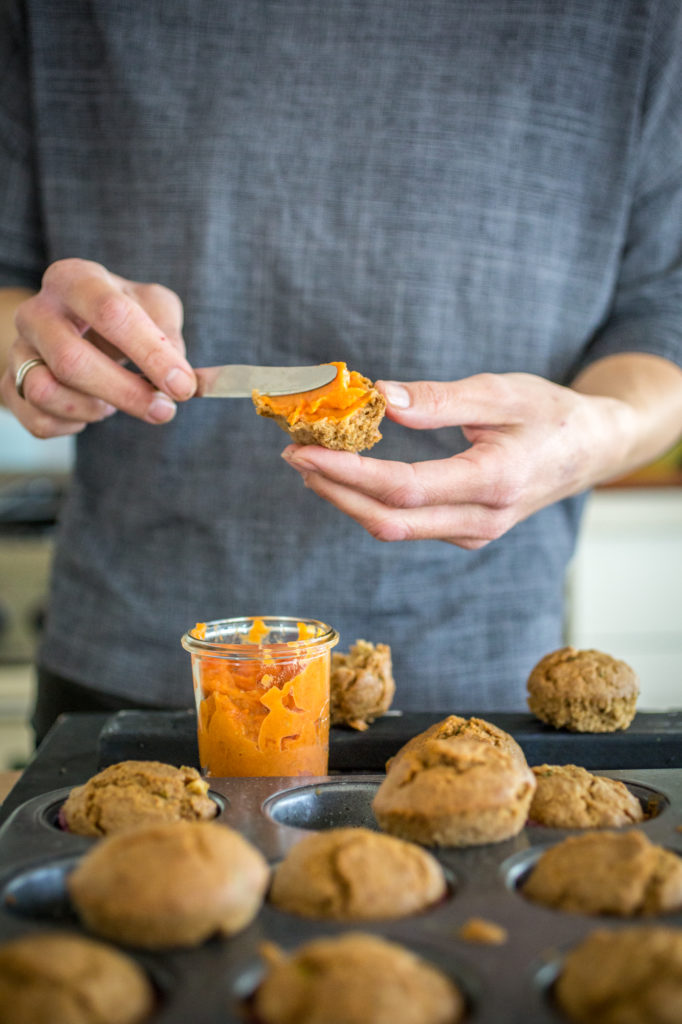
[44, 260, 195, 400]
[282, 444, 502, 509]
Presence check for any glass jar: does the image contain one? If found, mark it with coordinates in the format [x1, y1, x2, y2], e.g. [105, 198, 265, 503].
[181, 616, 339, 777]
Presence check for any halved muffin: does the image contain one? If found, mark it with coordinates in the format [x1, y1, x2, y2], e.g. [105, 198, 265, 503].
[253, 361, 386, 452]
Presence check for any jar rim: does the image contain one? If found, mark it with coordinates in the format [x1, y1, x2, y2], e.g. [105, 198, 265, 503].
[181, 615, 339, 661]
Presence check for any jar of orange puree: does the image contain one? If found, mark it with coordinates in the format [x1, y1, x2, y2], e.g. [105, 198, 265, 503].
[181, 617, 339, 777]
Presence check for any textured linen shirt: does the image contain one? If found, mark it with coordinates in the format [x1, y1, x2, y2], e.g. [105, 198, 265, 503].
[1, 1, 681, 710]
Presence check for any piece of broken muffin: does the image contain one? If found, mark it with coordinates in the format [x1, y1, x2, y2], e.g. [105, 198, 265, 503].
[253, 361, 386, 452]
[331, 639, 395, 731]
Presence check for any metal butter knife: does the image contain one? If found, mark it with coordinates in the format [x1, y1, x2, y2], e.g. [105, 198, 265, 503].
[194, 363, 337, 398]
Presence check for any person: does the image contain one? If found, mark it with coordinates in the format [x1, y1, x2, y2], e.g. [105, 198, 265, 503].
[1, 1, 681, 744]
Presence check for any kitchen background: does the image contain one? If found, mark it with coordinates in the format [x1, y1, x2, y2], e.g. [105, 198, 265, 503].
[1, 408, 681, 773]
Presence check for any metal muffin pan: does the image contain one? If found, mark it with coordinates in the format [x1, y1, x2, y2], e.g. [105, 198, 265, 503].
[0, 769, 680, 1024]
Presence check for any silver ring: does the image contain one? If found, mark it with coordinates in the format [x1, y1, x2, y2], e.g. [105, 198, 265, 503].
[14, 357, 47, 400]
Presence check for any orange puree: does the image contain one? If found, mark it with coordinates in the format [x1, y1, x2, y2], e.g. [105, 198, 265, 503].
[254, 361, 374, 426]
[192, 619, 330, 777]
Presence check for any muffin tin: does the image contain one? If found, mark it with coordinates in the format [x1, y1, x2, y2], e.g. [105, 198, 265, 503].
[0, 766, 681, 1023]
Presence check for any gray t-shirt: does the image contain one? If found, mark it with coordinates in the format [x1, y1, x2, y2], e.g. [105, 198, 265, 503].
[1, 1, 681, 711]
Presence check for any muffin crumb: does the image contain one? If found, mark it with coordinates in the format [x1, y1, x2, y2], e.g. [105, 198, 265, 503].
[457, 917, 508, 945]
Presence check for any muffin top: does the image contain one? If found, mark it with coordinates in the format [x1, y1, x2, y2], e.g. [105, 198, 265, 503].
[61, 760, 217, 837]
[529, 765, 645, 829]
[377, 736, 535, 819]
[0, 930, 154, 1024]
[522, 829, 682, 916]
[526, 647, 638, 732]
[254, 932, 465, 1024]
[68, 820, 269, 949]
[386, 715, 528, 772]
[555, 926, 682, 1024]
[330, 639, 395, 731]
[269, 826, 446, 920]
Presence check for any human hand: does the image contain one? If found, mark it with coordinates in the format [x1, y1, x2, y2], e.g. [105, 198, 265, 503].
[281, 372, 638, 549]
[0, 258, 196, 437]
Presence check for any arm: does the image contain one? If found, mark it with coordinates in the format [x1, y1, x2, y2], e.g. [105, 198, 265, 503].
[571, 352, 682, 478]
[0, 259, 197, 437]
[280, 355, 682, 549]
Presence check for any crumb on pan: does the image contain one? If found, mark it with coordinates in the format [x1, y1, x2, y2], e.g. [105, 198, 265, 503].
[457, 917, 508, 945]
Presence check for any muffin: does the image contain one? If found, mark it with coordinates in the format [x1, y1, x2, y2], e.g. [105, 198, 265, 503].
[555, 926, 682, 1024]
[253, 361, 386, 452]
[522, 829, 682, 916]
[372, 735, 536, 847]
[526, 646, 638, 732]
[68, 820, 269, 948]
[529, 764, 645, 828]
[331, 639, 395, 731]
[60, 760, 217, 836]
[269, 826, 446, 920]
[253, 932, 465, 1024]
[386, 714, 528, 772]
[0, 931, 154, 1024]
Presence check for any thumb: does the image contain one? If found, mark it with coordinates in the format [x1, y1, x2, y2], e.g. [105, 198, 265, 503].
[377, 379, 466, 429]
[377, 374, 525, 430]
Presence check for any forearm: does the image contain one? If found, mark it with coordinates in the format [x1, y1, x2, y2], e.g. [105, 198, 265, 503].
[571, 352, 682, 482]
[0, 286, 35, 402]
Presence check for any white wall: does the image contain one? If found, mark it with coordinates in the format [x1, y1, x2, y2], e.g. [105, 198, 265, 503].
[566, 488, 682, 710]
[0, 409, 74, 473]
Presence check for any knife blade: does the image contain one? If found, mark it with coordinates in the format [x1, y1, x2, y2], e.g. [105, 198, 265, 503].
[194, 363, 337, 398]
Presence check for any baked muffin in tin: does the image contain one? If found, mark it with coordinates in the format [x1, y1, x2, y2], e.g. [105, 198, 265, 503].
[68, 820, 269, 949]
[253, 931, 465, 1024]
[529, 764, 645, 828]
[0, 930, 154, 1024]
[61, 759, 217, 837]
[269, 826, 447, 920]
[522, 829, 682, 916]
[555, 925, 682, 1024]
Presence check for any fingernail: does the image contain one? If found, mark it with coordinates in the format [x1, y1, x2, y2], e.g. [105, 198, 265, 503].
[164, 367, 195, 400]
[147, 391, 177, 423]
[99, 403, 117, 419]
[382, 382, 410, 409]
[281, 449, 312, 471]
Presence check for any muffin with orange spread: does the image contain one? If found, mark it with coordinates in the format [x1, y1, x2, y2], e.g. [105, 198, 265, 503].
[253, 361, 386, 452]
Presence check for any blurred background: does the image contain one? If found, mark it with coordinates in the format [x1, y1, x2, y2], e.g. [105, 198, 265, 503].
[0, 409, 680, 773]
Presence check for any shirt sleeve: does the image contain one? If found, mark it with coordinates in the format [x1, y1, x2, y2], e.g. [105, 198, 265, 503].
[574, 0, 682, 374]
[0, 0, 47, 290]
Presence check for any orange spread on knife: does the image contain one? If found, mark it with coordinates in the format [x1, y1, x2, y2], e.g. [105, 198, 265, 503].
[254, 361, 374, 425]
